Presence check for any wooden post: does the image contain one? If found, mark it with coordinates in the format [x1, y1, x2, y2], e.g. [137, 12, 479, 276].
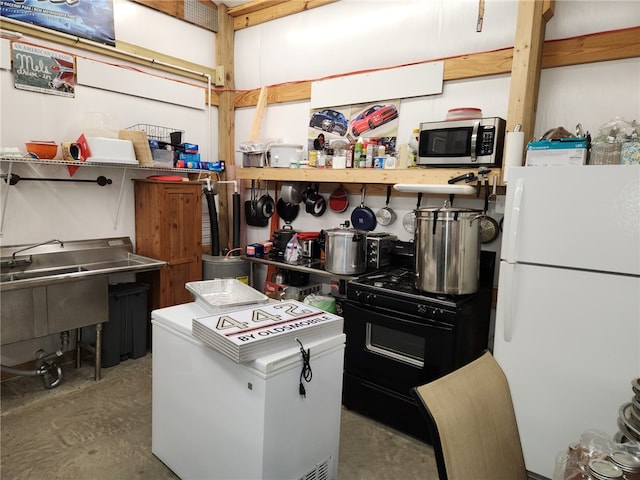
[506, 0, 555, 147]
[216, 3, 235, 252]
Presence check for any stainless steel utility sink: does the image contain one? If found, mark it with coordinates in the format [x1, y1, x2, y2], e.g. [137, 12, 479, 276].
[1, 265, 88, 282]
[0, 237, 166, 291]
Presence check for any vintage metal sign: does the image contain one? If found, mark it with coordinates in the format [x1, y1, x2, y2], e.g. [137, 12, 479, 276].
[12, 43, 75, 97]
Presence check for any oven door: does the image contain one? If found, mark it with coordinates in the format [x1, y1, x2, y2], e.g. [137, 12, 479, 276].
[343, 300, 456, 395]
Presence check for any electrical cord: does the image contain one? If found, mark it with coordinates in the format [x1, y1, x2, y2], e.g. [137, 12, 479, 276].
[296, 338, 312, 398]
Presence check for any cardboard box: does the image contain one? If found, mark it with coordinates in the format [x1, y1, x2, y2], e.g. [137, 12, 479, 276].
[525, 138, 588, 167]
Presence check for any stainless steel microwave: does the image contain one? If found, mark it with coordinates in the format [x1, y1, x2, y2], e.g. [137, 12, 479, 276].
[417, 117, 506, 167]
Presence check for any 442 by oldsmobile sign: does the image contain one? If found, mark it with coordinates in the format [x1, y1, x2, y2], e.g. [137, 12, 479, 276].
[192, 300, 344, 363]
[13, 43, 75, 97]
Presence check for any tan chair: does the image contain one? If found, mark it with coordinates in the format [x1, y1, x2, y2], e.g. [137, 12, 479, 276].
[411, 351, 529, 480]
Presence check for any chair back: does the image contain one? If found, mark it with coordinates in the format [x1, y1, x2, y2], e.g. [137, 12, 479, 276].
[411, 351, 528, 480]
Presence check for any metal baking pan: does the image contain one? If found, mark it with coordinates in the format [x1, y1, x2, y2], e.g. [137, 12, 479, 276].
[185, 279, 269, 313]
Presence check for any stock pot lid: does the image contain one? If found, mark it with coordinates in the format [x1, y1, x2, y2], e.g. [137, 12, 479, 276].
[325, 226, 366, 236]
[416, 206, 481, 218]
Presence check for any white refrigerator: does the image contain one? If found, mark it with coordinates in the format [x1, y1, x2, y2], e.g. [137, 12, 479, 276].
[494, 165, 640, 479]
[151, 302, 345, 480]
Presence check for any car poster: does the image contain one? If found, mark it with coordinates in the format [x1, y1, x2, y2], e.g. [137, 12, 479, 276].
[1, 0, 115, 47]
[13, 43, 75, 97]
[308, 100, 400, 153]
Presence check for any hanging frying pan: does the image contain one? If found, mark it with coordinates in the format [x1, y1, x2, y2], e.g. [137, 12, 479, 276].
[255, 180, 275, 220]
[245, 180, 269, 227]
[329, 184, 349, 213]
[351, 185, 377, 231]
[402, 192, 423, 234]
[376, 185, 397, 226]
[276, 198, 299, 224]
[479, 175, 500, 243]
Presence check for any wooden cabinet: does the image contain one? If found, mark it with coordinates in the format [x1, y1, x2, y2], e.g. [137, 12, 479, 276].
[134, 179, 202, 309]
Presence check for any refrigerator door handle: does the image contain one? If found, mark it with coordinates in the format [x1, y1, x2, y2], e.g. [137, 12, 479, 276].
[505, 177, 525, 264]
[497, 262, 516, 342]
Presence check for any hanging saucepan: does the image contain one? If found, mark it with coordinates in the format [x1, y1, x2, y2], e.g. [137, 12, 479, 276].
[402, 192, 423, 234]
[351, 185, 377, 231]
[376, 185, 397, 226]
[329, 184, 349, 213]
[478, 175, 500, 243]
[305, 183, 327, 217]
[276, 198, 299, 224]
[255, 180, 275, 220]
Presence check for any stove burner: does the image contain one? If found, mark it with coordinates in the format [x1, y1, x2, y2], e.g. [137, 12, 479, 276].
[347, 266, 476, 311]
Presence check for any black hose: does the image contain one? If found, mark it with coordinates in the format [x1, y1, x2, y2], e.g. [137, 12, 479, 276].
[1, 364, 44, 377]
[205, 190, 220, 256]
[232, 192, 241, 255]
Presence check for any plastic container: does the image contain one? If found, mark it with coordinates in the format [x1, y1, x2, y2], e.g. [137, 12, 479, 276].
[446, 107, 483, 121]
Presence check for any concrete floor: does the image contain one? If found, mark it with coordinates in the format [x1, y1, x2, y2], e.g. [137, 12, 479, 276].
[1, 354, 437, 480]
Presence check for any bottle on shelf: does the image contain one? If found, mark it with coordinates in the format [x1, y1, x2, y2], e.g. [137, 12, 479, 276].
[354, 137, 363, 169]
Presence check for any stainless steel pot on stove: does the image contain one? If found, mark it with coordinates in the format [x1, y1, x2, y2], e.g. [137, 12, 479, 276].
[321, 222, 367, 275]
[414, 202, 482, 295]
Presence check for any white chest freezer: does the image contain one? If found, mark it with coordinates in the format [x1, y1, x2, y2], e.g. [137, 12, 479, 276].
[151, 302, 345, 480]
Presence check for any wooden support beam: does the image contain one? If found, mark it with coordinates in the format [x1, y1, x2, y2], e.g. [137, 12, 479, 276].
[226, 0, 290, 17]
[248, 87, 269, 141]
[216, 3, 236, 252]
[231, 0, 338, 30]
[542, 26, 640, 68]
[506, 0, 553, 137]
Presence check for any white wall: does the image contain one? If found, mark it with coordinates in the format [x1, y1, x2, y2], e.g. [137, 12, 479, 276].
[234, 0, 640, 249]
[0, 0, 218, 247]
[0, 0, 638, 363]
[0, 1, 217, 363]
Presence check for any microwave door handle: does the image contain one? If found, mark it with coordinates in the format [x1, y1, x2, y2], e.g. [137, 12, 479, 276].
[470, 121, 480, 162]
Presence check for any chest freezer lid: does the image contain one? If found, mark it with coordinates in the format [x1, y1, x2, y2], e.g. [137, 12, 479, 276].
[245, 333, 345, 376]
[152, 302, 345, 376]
[152, 302, 208, 337]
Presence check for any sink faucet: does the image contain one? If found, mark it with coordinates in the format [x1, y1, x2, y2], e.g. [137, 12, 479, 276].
[11, 239, 64, 262]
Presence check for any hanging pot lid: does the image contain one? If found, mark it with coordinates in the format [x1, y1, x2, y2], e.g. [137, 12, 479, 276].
[329, 184, 349, 213]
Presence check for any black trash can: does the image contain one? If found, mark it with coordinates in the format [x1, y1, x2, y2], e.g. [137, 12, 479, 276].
[102, 283, 149, 368]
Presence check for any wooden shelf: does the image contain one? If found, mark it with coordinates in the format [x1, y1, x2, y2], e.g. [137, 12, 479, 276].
[235, 167, 501, 186]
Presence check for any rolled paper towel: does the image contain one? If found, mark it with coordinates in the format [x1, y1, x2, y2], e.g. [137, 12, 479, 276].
[503, 131, 525, 184]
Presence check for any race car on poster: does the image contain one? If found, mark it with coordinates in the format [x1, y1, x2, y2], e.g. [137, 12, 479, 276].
[351, 104, 398, 136]
[309, 109, 349, 136]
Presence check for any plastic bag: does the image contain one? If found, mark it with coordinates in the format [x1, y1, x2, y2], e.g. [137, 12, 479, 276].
[303, 294, 336, 313]
[284, 233, 302, 263]
[590, 117, 639, 165]
[552, 430, 640, 480]
[593, 117, 638, 144]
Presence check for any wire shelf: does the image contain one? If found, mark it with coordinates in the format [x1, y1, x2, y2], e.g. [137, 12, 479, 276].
[126, 124, 185, 144]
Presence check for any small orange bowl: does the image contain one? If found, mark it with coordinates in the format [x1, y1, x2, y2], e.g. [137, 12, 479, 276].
[25, 142, 58, 159]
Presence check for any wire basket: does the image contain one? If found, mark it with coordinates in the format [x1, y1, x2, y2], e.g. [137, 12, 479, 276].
[126, 124, 185, 144]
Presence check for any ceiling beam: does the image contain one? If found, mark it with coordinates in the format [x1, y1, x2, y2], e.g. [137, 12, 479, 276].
[230, 0, 338, 30]
[226, 1, 290, 17]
